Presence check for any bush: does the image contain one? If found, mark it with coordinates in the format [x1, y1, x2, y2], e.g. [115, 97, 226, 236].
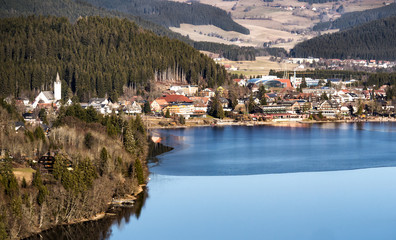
[84, 132, 94, 149]
[179, 115, 186, 125]
[33, 127, 46, 141]
[135, 159, 145, 185]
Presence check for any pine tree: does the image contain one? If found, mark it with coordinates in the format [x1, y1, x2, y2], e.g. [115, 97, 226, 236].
[99, 147, 109, 177]
[247, 95, 255, 113]
[143, 102, 151, 114]
[165, 109, 171, 118]
[123, 125, 135, 155]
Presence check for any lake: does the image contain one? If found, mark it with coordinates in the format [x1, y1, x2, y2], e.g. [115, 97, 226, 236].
[109, 122, 396, 240]
[37, 122, 396, 239]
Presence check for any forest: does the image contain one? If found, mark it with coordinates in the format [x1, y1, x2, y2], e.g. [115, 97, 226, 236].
[0, 0, 257, 61]
[290, 16, 396, 61]
[83, 0, 250, 34]
[313, 3, 396, 31]
[193, 42, 256, 61]
[0, 0, 192, 43]
[0, 16, 228, 101]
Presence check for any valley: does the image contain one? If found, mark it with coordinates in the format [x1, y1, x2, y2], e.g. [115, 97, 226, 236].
[170, 0, 392, 50]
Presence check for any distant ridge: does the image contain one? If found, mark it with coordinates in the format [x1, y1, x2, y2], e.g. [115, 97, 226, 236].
[83, 0, 250, 34]
[291, 16, 396, 61]
[313, 3, 396, 31]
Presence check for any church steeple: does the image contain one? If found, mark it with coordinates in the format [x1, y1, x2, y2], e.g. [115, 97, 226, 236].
[56, 72, 61, 83]
[54, 72, 62, 101]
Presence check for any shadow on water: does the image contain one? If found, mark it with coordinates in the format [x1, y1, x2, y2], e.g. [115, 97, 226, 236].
[24, 192, 148, 240]
[25, 137, 173, 240]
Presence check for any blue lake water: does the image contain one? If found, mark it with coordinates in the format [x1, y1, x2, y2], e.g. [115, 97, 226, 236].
[109, 122, 396, 240]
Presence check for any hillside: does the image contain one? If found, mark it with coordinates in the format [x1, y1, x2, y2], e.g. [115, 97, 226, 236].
[0, 0, 191, 42]
[0, 16, 227, 100]
[313, 3, 396, 31]
[0, 100, 149, 239]
[0, 0, 258, 61]
[290, 16, 396, 60]
[83, 0, 250, 34]
[168, 0, 389, 49]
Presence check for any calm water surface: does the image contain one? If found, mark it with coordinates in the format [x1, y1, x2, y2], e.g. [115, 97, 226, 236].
[111, 123, 396, 239]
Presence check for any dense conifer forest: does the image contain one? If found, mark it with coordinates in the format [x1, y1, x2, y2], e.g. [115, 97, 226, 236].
[83, 0, 250, 34]
[0, 16, 228, 100]
[193, 42, 256, 61]
[290, 16, 396, 61]
[313, 3, 396, 31]
[0, 0, 257, 61]
[0, 0, 192, 43]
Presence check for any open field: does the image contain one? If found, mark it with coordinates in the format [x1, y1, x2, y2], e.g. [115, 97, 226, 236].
[170, 24, 258, 47]
[169, 0, 392, 50]
[217, 56, 301, 77]
[13, 167, 36, 184]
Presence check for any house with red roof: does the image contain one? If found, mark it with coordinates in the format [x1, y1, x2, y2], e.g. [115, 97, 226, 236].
[152, 95, 195, 118]
[233, 79, 247, 87]
[276, 79, 292, 88]
[151, 98, 169, 112]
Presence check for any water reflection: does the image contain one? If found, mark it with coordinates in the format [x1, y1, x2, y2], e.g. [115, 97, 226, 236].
[27, 123, 396, 240]
[152, 123, 396, 176]
[25, 192, 148, 240]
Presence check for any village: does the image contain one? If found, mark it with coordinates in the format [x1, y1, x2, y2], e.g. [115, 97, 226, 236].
[4, 70, 396, 136]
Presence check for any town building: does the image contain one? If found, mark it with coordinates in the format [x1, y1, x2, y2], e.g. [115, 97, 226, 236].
[32, 73, 62, 108]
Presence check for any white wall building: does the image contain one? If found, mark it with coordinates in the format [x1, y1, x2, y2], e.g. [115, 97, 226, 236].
[32, 73, 62, 108]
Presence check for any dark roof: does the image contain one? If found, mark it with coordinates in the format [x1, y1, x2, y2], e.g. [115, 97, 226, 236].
[15, 121, 25, 127]
[219, 97, 229, 104]
[23, 112, 34, 119]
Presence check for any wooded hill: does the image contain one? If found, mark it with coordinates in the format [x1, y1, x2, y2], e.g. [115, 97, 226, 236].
[290, 16, 396, 61]
[0, 100, 150, 239]
[0, 16, 227, 100]
[313, 3, 396, 31]
[83, 0, 250, 34]
[0, 0, 190, 43]
[0, 0, 256, 61]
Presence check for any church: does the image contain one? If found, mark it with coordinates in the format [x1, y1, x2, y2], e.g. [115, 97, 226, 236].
[32, 73, 62, 108]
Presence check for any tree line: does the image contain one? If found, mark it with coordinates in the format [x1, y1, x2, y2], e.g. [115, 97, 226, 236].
[291, 16, 396, 61]
[194, 42, 256, 61]
[0, 16, 228, 101]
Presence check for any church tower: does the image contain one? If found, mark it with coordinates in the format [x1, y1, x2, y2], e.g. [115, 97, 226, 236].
[54, 72, 62, 101]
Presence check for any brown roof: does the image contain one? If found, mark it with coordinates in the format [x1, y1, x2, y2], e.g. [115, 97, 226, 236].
[159, 95, 193, 103]
[154, 99, 169, 106]
[190, 97, 209, 103]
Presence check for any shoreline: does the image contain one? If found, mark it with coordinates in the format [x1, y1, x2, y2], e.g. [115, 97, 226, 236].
[27, 183, 147, 239]
[27, 117, 396, 238]
[148, 117, 396, 130]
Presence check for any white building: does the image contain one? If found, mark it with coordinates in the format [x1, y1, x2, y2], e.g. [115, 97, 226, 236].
[125, 101, 142, 114]
[32, 73, 62, 108]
